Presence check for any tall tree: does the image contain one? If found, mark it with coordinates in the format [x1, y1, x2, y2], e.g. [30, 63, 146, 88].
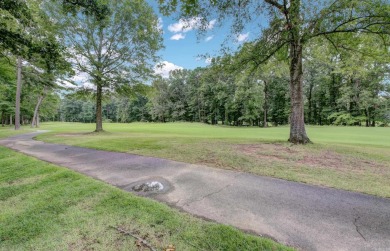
[159, 0, 390, 143]
[48, 0, 162, 132]
[14, 57, 23, 129]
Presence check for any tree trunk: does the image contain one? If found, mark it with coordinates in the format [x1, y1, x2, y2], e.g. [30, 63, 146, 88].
[308, 80, 314, 124]
[1, 111, 4, 127]
[31, 88, 47, 128]
[95, 83, 103, 132]
[263, 80, 268, 128]
[37, 112, 40, 127]
[288, 43, 311, 144]
[365, 109, 369, 127]
[198, 105, 201, 122]
[224, 104, 229, 125]
[15, 57, 22, 130]
[10, 114, 12, 126]
[330, 71, 338, 110]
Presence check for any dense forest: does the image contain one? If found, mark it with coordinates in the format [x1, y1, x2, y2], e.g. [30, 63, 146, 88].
[0, 0, 389, 136]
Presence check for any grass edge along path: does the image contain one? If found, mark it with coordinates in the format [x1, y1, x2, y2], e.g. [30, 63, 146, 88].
[0, 146, 293, 251]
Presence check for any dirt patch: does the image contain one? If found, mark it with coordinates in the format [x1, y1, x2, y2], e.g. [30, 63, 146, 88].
[235, 144, 389, 174]
[237, 144, 301, 161]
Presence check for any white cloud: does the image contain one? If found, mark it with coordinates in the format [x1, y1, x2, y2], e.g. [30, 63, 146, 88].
[236, 32, 249, 42]
[205, 57, 213, 64]
[56, 70, 93, 89]
[154, 61, 183, 78]
[170, 33, 186, 40]
[157, 17, 163, 31]
[82, 82, 95, 89]
[168, 18, 197, 33]
[168, 18, 216, 33]
[71, 71, 91, 84]
[205, 35, 214, 42]
[207, 19, 216, 30]
[56, 79, 76, 89]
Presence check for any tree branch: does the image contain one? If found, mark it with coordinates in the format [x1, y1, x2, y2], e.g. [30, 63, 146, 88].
[264, 0, 284, 11]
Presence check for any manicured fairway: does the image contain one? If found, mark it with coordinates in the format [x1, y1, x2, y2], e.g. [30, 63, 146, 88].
[0, 146, 291, 251]
[29, 122, 390, 147]
[27, 122, 390, 198]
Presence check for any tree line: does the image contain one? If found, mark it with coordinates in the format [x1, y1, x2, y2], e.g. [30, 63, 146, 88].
[57, 35, 390, 127]
[4, 34, 389, 128]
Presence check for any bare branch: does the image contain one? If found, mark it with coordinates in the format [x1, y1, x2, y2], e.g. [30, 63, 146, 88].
[264, 0, 284, 11]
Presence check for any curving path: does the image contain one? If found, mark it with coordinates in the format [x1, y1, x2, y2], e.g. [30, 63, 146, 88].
[1, 132, 390, 251]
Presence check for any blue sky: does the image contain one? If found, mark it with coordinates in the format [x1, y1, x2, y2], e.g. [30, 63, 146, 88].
[148, 1, 258, 78]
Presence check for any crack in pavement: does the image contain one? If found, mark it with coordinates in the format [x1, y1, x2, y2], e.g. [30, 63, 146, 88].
[182, 173, 243, 207]
[184, 183, 232, 207]
[353, 216, 366, 241]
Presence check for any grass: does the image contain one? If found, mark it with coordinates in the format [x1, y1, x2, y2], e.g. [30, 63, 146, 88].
[0, 126, 36, 139]
[28, 122, 390, 198]
[0, 146, 291, 251]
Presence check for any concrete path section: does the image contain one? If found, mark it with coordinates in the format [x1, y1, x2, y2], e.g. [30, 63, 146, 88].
[1, 132, 389, 251]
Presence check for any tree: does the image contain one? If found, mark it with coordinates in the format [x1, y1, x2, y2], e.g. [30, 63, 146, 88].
[26, 0, 71, 128]
[150, 77, 171, 122]
[159, 0, 390, 143]
[48, 0, 162, 132]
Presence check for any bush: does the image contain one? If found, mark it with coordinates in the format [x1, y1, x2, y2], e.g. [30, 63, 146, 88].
[328, 112, 366, 126]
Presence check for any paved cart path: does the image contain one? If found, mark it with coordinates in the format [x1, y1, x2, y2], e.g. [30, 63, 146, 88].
[1, 132, 389, 251]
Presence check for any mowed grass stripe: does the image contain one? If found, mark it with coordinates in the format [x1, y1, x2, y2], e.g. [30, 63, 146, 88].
[35, 122, 390, 147]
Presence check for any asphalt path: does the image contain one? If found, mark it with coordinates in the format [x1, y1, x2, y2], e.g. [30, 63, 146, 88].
[1, 132, 389, 251]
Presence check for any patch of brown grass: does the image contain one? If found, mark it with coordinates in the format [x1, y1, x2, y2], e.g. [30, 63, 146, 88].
[235, 143, 389, 175]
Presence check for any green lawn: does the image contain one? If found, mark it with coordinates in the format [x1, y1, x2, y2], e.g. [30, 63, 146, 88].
[0, 126, 36, 139]
[32, 122, 390, 147]
[0, 146, 291, 251]
[30, 122, 390, 198]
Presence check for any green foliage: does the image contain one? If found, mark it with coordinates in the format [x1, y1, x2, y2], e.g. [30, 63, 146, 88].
[0, 0, 32, 55]
[60, 0, 111, 21]
[328, 112, 365, 126]
[56, 34, 388, 128]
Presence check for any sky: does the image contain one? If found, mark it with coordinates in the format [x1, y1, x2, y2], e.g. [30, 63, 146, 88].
[148, 1, 259, 78]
